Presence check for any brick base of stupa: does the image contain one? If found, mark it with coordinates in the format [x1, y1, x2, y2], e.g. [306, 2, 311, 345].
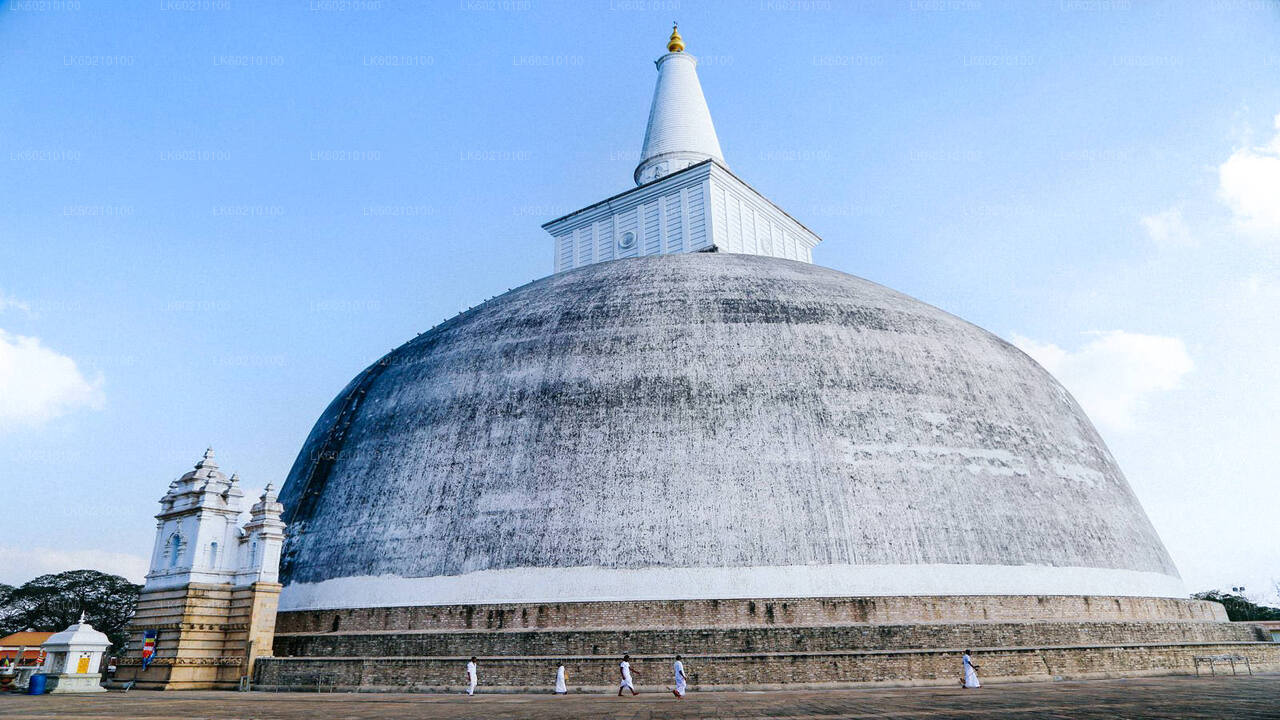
[253, 595, 1280, 691]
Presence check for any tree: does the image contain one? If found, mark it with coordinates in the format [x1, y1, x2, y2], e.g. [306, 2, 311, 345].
[1192, 590, 1280, 622]
[0, 570, 141, 654]
[0, 583, 13, 626]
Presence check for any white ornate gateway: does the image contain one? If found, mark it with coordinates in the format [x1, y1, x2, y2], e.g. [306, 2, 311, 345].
[144, 448, 284, 590]
[115, 450, 286, 690]
[543, 26, 822, 273]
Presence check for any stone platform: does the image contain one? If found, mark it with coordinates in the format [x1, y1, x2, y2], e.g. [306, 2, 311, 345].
[4, 675, 1279, 719]
[254, 595, 1280, 691]
[114, 581, 281, 690]
[273, 595, 1229, 632]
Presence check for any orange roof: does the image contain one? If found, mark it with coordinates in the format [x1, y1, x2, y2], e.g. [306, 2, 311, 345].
[0, 631, 55, 647]
[0, 648, 43, 662]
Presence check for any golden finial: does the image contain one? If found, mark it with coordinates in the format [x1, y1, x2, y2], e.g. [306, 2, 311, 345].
[667, 23, 684, 53]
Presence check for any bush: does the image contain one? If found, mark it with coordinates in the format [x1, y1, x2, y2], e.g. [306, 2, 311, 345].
[1192, 590, 1280, 622]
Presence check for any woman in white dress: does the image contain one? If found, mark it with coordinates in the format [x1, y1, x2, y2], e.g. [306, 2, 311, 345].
[961, 650, 981, 689]
[672, 654, 687, 698]
[555, 663, 567, 695]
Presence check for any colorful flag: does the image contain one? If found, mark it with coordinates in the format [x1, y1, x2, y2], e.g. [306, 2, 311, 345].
[141, 630, 157, 669]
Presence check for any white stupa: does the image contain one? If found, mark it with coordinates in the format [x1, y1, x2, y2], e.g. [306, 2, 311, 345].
[252, 26, 1280, 693]
[274, 28, 1184, 610]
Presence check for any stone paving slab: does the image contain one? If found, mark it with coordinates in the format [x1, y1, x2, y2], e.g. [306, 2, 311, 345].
[0, 675, 1277, 719]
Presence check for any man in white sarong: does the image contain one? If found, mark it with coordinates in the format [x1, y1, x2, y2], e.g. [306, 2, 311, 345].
[555, 663, 567, 694]
[617, 654, 638, 696]
[466, 656, 478, 695]
[672, 654, 687, 698]
[961, 650, 981, 689]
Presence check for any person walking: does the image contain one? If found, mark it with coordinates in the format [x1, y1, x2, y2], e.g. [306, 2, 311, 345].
[618, 654, 639, 696]
[555, 662, 568, 695]
[961, 650, 981, 689]
[672, 654, 687, 698]
[466, 656, 478, 695]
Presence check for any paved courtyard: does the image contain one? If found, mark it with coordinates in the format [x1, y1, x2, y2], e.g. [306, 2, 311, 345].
[0, 675, 1277, 719]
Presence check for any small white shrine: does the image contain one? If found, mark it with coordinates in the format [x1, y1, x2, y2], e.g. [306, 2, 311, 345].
[39, 613, 110, 693]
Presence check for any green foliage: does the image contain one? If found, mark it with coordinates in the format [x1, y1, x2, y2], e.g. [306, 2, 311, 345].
[1192, 590, 1280, 622]
[0, 583, 13, 627]
[0, 570, 141, 654]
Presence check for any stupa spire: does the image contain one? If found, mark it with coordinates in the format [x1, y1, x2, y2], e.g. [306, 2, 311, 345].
[667, 23, 684, 53]
[634, 25, 725, 185]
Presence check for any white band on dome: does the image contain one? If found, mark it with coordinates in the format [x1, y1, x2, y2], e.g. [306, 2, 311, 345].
[279, 563, 1186, 611]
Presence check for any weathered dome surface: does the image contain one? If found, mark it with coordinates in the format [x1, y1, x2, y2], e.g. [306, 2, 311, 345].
[277, 253, 1181, 611]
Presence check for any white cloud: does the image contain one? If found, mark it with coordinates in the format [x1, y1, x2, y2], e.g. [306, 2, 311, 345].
[0, 291, 32, 315]
[1140, 207, 1194, 246]
[1011, 331, 1193, 432]
[0, 329, 105, 433]
[1218, 112, 1280, 237]
[0, 546, 148, 585]
[1241, 272, 1280, 299]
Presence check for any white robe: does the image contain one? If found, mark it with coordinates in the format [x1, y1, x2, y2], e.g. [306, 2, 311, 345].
[619, 660, 634, 690]
[555, 665, 567, 694]
[962, 654, 980, 688]
[673, 660, 686, 696]
[466, 662, 477, 695]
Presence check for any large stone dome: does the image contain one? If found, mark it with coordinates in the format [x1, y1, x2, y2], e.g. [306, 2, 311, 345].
[276, 253, 1181, 611]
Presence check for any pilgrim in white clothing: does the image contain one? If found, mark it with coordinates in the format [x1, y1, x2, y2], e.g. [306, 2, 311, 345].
[618, 655, 638, 696]
[962, 651, 981, 689]
[673, 656, 687, 698]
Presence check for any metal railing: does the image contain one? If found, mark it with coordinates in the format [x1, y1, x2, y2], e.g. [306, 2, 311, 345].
[1192, 654, 1252, 676]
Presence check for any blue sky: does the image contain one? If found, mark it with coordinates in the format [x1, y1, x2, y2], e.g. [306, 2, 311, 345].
[2, 1, 1278, 600]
